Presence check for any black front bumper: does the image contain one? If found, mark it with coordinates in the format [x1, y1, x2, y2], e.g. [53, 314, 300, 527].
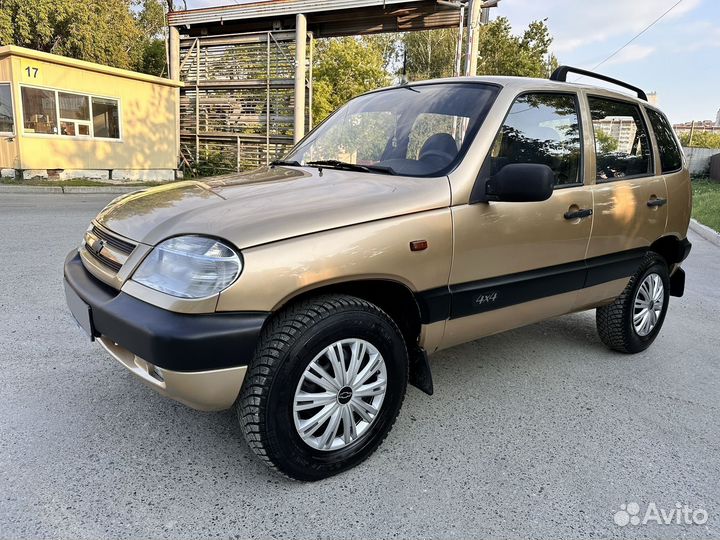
[63, 251, 269, 372]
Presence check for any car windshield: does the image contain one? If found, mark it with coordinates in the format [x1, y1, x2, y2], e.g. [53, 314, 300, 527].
[284, 82, 500, 177]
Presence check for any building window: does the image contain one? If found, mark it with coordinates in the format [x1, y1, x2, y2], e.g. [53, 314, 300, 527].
[21, 87, 58, 134]
[20, 85, 120, 140]
[0, 83, 14, 134]
[92, 97, 120, 139]
[58, 92, 91, 137]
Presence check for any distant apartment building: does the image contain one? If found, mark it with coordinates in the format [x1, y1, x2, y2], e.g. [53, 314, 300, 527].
[594, 116, 637, 154]
[673, 108, 720, 135]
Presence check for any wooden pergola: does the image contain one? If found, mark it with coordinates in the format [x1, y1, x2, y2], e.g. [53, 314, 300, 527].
[167, 0, 493, 173]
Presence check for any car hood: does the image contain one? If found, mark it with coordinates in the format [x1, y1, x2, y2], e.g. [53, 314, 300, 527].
[96, 167, 451, 248]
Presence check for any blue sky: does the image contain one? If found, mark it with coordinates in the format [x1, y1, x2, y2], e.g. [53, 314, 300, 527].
[183, 0, 719, 123]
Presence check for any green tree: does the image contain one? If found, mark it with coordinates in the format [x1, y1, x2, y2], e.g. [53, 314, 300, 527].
[679, 131, 720, 149]
[312, 36, 392, 123]
[0, 0, 167, 75]
[595, 129, 619, 154]
[402, 17, 557, 81]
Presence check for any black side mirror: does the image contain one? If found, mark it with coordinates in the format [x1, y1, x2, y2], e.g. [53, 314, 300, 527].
[485, 163, 555, 202]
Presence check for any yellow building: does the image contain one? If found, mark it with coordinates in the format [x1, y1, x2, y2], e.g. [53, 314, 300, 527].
[0, 46, 182, 182]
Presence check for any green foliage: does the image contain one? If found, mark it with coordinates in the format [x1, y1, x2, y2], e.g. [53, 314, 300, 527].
[0, 0, 167, 75]
[402, 17, 557, 81]
[312, 36, 392, 123]
[692, 179, 720, 232]
[679, 131, 720, 149]
[595, 129, 619, 154]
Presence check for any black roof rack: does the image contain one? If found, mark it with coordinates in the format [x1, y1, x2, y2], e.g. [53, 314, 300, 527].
[550, 65, 648, 102]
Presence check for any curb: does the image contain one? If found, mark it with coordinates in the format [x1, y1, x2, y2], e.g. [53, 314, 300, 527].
[689, 218, 720, 247]
[0, 185, 143, 195]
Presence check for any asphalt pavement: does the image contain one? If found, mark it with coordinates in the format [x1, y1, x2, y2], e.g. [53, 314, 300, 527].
[0, 193, 718, 540]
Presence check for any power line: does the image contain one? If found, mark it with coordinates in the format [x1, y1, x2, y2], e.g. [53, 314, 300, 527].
[589, 0, 685, 72]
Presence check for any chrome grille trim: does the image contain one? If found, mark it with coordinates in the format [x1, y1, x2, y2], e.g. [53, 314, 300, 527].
[83, 223, 137, 273]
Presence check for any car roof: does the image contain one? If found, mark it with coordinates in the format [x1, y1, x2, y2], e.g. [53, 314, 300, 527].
[371, 74, 663, 113]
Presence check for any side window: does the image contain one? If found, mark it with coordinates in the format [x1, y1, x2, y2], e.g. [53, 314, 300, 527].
[490, 93, 582, 186]
[646, 108, 683, 173]
[588, 97, 653, 180]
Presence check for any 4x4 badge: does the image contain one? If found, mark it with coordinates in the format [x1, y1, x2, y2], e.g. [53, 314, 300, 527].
[475, 291, 498, 306]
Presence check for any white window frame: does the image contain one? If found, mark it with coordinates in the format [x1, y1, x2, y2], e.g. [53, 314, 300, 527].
[19, 83, 123, 142]
[0, 81, 16, 136]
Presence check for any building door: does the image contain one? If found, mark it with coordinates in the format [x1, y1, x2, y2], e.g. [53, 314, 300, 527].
[0, 82, 18, 171]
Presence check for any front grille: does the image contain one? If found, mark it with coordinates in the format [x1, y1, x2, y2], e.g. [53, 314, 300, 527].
[88, 250, 123, 272]
[91, 225, 136, 254]
[84, 224, 137, 273]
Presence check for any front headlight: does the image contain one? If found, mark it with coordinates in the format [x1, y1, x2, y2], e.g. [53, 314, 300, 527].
[132, 236, 242, 299]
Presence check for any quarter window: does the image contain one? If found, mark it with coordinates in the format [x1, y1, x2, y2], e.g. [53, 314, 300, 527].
[489, 93, 582, 186]
[21, 87, 58, 134]
[646, 108, 683, 173]
[0, 83, 14, 134]
[588, 97, 652, 180]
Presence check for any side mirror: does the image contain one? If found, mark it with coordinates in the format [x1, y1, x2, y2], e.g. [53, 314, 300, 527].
[485, 163, 555, 202]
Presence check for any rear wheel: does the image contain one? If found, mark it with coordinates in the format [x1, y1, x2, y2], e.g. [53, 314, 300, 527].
[238, 294, 408, 480]
[596, 253, 670, 353]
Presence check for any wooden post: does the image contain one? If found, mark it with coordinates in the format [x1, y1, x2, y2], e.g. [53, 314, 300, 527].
[464, 0, 481, 77]
[293, 13, 307, 144]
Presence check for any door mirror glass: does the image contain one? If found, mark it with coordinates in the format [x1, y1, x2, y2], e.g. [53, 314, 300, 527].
[485, 163, 555, 202]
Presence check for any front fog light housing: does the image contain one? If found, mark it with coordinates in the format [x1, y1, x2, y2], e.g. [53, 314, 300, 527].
[132, 236, 242, 299]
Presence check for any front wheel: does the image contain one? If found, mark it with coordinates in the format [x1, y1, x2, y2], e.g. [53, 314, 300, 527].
[596, 252, 670, 353]
[237, 295, 408, 480]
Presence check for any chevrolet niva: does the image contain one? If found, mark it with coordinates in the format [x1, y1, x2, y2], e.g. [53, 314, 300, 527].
[65, 66, 691, 480]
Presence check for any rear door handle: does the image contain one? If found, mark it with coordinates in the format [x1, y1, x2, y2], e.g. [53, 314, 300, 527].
[647, 198, 667, 207]
[564, 208, 593, 220]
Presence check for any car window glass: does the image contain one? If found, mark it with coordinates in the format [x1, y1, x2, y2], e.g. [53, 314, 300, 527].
[490, 93, 581, 186]
[287, 83, 500, 177]
[646, 108, 682, 173]
[305, 111, 397, 164]
[407, 113, 469, 160]
[588, 97, 652, 180]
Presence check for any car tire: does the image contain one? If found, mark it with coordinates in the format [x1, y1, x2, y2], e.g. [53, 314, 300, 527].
[596, 252, 670, 354]
[237, 294, 408, 481]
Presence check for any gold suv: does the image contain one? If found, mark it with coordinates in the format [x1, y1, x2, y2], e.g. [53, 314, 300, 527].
[64, 67, 691, 480]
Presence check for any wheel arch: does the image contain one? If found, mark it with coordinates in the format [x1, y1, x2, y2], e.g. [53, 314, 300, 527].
[650, 234, 691, 266]
[271, 278, 433, 395]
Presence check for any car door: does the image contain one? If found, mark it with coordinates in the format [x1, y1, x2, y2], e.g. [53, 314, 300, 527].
[441, 91, 593, 349]
[584, 95, 668, 260]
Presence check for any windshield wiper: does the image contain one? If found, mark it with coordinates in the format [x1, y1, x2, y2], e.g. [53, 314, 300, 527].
[270, 159, 302, 167]
[306, 160, 396, 175]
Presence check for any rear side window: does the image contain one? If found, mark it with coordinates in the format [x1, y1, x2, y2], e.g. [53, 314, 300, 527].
[588, 97, 653, 181]
[489, 93, 582, 186]
[646, 108, 683, 173]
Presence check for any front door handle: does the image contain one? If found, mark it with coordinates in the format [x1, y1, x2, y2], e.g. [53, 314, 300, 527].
[647, 197, 667, 207]
[564, 208, 593, 220]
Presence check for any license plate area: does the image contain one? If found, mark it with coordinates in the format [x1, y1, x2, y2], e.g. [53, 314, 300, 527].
[64, 281, 96, 341]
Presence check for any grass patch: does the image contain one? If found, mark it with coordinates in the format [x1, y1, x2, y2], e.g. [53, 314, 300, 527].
[0, 177, 166, 188]
[692, 178, 720, 232]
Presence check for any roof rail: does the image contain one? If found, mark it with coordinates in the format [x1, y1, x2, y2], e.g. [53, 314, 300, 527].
[550, 65, 648, 102]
